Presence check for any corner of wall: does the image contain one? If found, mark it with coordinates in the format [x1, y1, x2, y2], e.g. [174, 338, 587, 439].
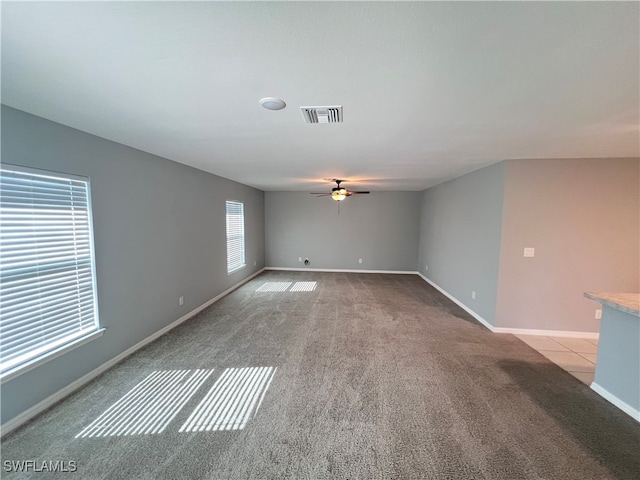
[416, 161, 506, 328]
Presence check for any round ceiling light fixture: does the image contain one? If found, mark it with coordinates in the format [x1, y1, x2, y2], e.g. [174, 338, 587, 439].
[259, 97, 286, 111]
[331, 190, 347, 202]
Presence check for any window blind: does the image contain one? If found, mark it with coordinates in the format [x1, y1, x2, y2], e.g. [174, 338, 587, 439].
[0, 166, 100, 378]
[225, 201, 245, 273]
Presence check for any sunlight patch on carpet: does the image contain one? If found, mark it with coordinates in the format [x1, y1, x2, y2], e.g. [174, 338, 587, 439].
[255, 281, 316, 292]
[179, 366, 276, 432]
[290, 281, 317, 292]
[75, 369, 213, 438]
[255, 282, 292, 292]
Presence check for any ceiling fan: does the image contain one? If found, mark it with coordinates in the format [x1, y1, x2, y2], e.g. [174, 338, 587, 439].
[310, 179, 370, 201]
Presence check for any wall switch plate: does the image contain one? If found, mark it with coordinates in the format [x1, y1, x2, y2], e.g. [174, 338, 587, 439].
[524, 247, 535, 258]
[425, 264, 428, 271]
[471, 291, 476, 300]
[179, 296, 184, 306]
[358, 258, 363, 264]
[298, 257, 302, 262]
[254, 260, 257, 266]
[595, 309, 602, 319]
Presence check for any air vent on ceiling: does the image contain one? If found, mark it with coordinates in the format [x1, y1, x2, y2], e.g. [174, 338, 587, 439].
[300, 106, 343, 124]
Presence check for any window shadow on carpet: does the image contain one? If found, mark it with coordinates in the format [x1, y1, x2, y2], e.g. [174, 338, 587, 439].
[75, 367, 276, 438]
[76, 369, 214, 438]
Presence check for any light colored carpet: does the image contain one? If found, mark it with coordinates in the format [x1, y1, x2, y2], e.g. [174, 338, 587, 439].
[2, 271, 639, 479]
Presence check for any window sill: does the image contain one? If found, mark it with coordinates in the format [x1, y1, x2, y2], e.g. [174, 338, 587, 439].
[0, 329, 106, 385]
[227, 264, 246, 275]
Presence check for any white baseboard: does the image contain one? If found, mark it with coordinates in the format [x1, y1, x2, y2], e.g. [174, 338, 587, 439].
[0, 268, 265, 438]
[416, 273, 495, 332]
[415, 274, 599, 339]
[492, 327, 599, 339]
[590, 382, 640, 422]
[268, 270, 599, 340]
[265, 267, 417, 275]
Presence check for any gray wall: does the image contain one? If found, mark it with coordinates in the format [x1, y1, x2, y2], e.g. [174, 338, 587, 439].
[265, 191, 420, 271]
[0, 106, 265, 424]
[418, 163, 506, 325]
[592, 305, 640, 414]
[496, 158, 640, 331]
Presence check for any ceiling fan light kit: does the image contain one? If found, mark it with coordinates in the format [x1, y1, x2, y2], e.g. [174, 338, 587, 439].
[331, 189, 347, 201]
[311, 179, 370, 202]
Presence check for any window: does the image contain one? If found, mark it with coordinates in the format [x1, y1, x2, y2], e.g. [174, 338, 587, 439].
[225, 201, 245, 273]
[0, 165, 101, 381]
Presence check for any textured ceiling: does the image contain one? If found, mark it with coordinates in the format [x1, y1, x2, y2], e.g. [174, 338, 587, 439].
[2, 1, 638, 192]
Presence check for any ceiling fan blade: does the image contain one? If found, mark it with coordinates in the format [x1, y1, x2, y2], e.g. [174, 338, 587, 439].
[311, 180, 371, 199]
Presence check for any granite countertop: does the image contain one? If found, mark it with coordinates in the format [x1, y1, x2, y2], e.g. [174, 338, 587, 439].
[584, 292, 640, 316]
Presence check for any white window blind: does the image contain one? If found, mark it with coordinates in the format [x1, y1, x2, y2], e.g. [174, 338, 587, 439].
[225, 201, 245, 273]
[0, 165, 100, 379]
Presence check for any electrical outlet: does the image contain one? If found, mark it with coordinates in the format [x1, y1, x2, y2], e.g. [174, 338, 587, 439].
[524, 247, 535, 258]
[595, 309, 602, 319]
[254, 260, 257, 266]
[358, 258, 363, 264]
[179, 296, 184, 306]
[471, 291, 476, 300]
[304, 258, 309, 265]
[425, 264, 428, 271]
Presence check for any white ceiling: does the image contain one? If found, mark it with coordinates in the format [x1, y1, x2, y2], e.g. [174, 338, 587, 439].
[2, 1, 638, 192]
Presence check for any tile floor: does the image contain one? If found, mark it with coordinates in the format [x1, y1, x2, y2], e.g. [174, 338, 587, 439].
[515, 335, 599, 385]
